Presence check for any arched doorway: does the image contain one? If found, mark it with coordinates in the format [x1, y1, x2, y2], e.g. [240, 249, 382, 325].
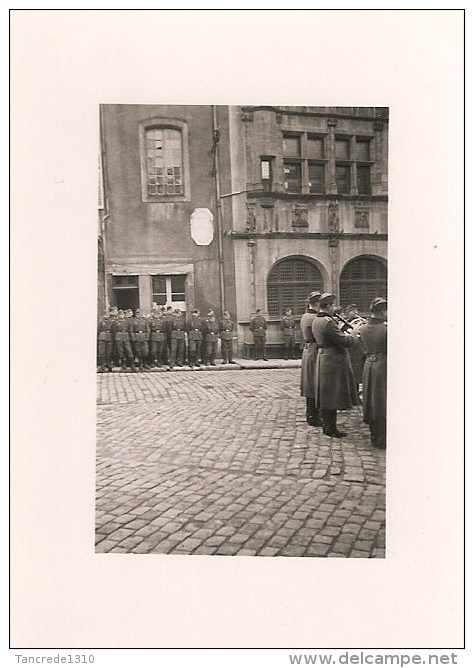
[339, 256, 387, 313]
[267, 257, 325, 317]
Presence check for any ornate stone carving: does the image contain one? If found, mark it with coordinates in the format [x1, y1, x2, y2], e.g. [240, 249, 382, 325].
[329, 238, 339, 247]
[246, 202, 257, 232]
[327, 117, 337, 128]
[291, 205, 309, 228]
[328, 200, 340, 233]
[354, 204, 370, 228]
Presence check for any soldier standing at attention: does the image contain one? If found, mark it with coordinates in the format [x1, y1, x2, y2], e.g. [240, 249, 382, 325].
[300, 292, 323, 427]
[112, 309, 136, 372]
[280, 307, 297, 360]
[186, 308, 203, 368]
[108, 305, 119, 367]
[130, 308, 150, 371]
[149, 306, 167, 367]
[202, 309, 219, 366]
[219, 311, 234, 364]
[359, 298, 387, 449]
[169, 308, 186, 368]
[163, 305, 174, 364]
[249, 309, 268, 361]
[311, 293, 358, 437]
[97, 310, 114, 372]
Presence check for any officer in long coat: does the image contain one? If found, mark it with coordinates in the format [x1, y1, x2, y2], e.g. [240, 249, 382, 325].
[97, 311, 114, 372]
[359, 297, 387, 449]
[186, 309, 203, 368]
[219, 311, 234, 364]
[249, 309, 268, 360]
[112, 309, 136, 372]
[149, 307, 167, 367]
[130, 308, 150, 371]
[345, 303, 365, 385]
[299, 292, 323, 427]
[202, 309, 219, 366]
[169, 309, 186, 368]
[311, 293, 358, 437]
[280, 308, 297, 359]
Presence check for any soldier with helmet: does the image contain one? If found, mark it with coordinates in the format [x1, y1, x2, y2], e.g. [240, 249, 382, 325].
[300, 291, 323, 427]
[311, 293, 359, 437]
[149, 306, 167, 367]
[130, 308, 150, 371]
[219, 311, 234, 364]
[186, 308, 203, 368]
[169, 308, 186, 368]
[280, 307, 297, 360]
[202, 309, 219, 366]
[359, 297, 388, 449]
[249, 309, 268, 361]
[97, 310, 114, 372]
[112, 309, 136, 372]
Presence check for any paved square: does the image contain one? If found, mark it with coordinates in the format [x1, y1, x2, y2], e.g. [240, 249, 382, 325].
[96, 368, 386, 557]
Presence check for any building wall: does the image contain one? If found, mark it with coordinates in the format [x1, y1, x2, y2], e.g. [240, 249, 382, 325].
[101, 104, 227, 316]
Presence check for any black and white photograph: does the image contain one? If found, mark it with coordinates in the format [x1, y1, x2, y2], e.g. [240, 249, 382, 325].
[11, 9, 464, 651]
[96, 104, 388, 558]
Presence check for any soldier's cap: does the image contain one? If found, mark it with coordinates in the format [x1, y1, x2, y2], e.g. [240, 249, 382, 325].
[223, 311, 230, 316]
[207, 309, 214, 315]
[135, 308, 141, 313]
[308, 291, 322, 302]
[118, 309, 124, 315]
[319, 293, 336, 307]
[345, 304, 358, 313]
[370, 297, 387, 312]
[256, 308, 261, 313]
[191, 308, 199, 314]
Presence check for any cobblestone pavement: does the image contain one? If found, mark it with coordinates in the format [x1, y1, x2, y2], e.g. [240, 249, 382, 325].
[96, 369, 386, 557]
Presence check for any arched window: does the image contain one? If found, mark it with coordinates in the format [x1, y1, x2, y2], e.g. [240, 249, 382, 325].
[339, 256, 387, 313]
[267, 257, 324, 317]
[139, 118, 190, 202]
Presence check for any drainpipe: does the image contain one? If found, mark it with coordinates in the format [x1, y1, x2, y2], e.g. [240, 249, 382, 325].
[212, 105, 225, 314]
[99, 104, 110, 310]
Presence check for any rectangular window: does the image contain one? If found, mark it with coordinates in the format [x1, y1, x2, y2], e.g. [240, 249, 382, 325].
[307, 136, 324, 159]
[335, 138, 350, 160]
[152, 275, 186, 307]
[260, 157, 273, 191]
[308, 163, 325, 193]
[356, 138, 371, 161]
[145, 127, 183, 197]
[284, 162, 302, 193]
[283, 134, 301, 157]
[336, 164, 351, 194]
[357, 165, 371, 194]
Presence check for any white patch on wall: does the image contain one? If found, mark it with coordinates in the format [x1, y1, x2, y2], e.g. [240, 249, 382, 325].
[190, 208, 214, 246]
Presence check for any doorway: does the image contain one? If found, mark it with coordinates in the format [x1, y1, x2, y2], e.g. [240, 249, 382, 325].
[112, 275, 140, 311]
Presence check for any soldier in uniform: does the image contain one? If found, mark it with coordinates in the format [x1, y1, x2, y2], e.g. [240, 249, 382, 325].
[249, 309, 268, 360]
[169, 308, 186, 368]
[186, 308, 203, 368]
[202, 309, 219, 366]
[108, 305, 119, 367]
[149, 307, 167, 367]
[359, 297, 387, 449]
[300, 291, 323, 427]
[280, 307, 297, 359]
[163, 306, 174, 364]
[97, 310, 114, 372]
[311, 293, 358, 437]
[112, 309, 136, 372]
[219, 311, 234, 364]
[130, 308, 150, 370]
[345, 303, 365, 386]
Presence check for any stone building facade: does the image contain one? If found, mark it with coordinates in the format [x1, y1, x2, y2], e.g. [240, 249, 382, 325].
[98, 105, 388, 356]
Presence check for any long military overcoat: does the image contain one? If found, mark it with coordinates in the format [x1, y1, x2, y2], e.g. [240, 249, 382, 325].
[311, 314, 358, 410]
[359, 317, 387, 424]
[299, 309, 318, 398]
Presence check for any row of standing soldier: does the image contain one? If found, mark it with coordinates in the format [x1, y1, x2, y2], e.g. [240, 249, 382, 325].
[97, 306, 236, 371]
[300, 291, 387, 449]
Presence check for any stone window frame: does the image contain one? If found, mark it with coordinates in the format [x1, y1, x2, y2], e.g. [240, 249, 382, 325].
[282, 130, 328, 194]
[335, 133, 374, 196]
[138, 117, 191, 203]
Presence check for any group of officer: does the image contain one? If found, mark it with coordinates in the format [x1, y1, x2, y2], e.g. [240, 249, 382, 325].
[300, 291, 387, 449]
[97, 305, 236, 371]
